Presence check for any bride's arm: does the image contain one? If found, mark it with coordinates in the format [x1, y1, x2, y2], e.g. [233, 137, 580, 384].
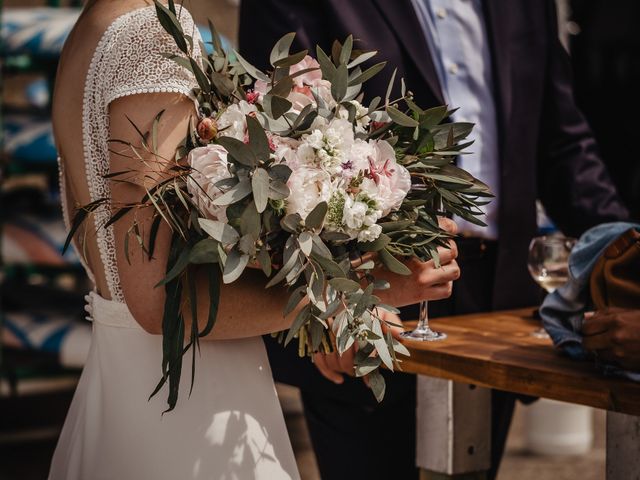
[110, 92, 299, 339]
[110, 93, 459, 339]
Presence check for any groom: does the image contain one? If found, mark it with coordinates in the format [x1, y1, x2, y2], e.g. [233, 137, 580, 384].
[239, 1, 629, 479]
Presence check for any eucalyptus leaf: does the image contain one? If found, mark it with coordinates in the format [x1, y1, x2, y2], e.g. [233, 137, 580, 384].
[264, 94, 292, 120]
[273, 49, 309, 68]
[223, 249, 250, 283]
[358, 233, 390, 252]
[233, 50, 269, 81]
[284, 304, 310, 346]
[257, 245, 272, 277]
[211, 178, 252, 205]
[217, 136, 256, 167]
[387, 105, 419, 127]
[328, 278, 361, 293]
[298, 231, 313, 256]
[331, 64, 348, 102]
[270, 32, 296, 66]
[305, 202, 327, 230]
[339, 35, 353, 65]
[199, 218, 240, 244]
[348, 62, 386, 86]
[189, 238, 220, 264]
[251, 168, 270, 213]
[379, 249, 411, 275]
[367, 370, 386, 403]
[347, 50, 377, 69]
[266, 248, 300, 288]
[316, 45, 336, 81]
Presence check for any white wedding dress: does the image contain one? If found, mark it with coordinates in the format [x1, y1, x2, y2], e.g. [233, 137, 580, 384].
[49, 6, 299, 480]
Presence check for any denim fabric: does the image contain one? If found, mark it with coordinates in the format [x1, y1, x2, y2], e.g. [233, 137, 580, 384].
[540, 222, 640, 380]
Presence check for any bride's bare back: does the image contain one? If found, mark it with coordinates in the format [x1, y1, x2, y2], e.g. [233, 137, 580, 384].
[53, 0, 156, 299]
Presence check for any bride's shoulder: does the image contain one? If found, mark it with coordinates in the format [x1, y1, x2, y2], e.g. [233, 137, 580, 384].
[82, 2, 197, 51]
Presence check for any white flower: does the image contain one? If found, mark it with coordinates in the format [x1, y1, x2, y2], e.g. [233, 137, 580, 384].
[306, 130, 324, 150]
[285, 166, 333, 220]
[217, 101, 257, 141]
[271, 136, 301, 166]
[342, 196, 369, 230]
[337, 100, 371, 132]
[345, 138, 375, 178]
[186, 145, 232, 222]
[357, 224, 382, 242]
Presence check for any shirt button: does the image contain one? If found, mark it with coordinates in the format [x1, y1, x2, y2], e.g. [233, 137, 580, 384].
[448, 63, 459, 75]
[435, 7, 447, 19]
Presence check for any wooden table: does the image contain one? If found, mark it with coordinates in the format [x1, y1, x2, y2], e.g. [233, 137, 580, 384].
[399, 309, 640, 480]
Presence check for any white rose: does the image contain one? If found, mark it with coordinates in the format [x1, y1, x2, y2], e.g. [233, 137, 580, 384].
[186, 145, 232, 222]
[286, 166, 333, 220]
[217, 101, 257, 141]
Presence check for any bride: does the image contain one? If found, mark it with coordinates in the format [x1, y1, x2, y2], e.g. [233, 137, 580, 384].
[49, 1, 460, 478]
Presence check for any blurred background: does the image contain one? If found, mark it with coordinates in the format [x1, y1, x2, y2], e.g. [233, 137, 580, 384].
[1, 0, 637, 479]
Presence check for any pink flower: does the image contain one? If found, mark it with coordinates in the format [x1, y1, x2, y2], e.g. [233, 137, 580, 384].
[253, 80, 269, 102]
[363, 140, 411, 215]
[371, 121, 388, 132]
[290, 55, 323, 88]
[197, 117, 218, 141]
[246, 90, 260, 104]
[251, 56, 334, 112]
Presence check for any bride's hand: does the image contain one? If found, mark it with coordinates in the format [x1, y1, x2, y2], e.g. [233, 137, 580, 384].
[374, 217, 460, 308]
[313, 309, 404, 384]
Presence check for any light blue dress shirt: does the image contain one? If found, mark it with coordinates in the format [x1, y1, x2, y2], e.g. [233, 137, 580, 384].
[412, 0, 500, 239]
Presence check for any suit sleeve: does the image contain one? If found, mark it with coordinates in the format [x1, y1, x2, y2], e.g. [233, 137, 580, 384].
[238, 0, 330, 71]
[537, 0, 630, 237]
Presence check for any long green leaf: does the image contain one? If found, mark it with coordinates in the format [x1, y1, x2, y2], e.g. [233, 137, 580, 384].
[251, 168, 270, 214]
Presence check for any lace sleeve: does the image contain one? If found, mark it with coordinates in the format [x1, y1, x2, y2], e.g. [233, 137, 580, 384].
[81, 5, 202, 303]
[103, 6, 202, 106]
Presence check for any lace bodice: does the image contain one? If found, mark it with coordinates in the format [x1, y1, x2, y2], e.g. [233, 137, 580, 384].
[64, 5, 201, 302]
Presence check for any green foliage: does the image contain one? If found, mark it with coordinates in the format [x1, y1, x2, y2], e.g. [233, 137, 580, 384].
[64, 15, 492, 410]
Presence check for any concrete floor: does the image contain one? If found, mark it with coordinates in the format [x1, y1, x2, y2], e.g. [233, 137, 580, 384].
[278, 384, 606, 480]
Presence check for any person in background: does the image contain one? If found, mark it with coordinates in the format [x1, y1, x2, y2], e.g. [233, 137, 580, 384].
[570, 0, 640, 220]
[239, 1, 630, 479]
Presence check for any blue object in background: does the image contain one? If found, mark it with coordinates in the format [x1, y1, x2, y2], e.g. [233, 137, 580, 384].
[4, 114, 57, 164]
[26, 77, 51, 108]
[197, 24, 234, 55]
[1, 8, 80, 58]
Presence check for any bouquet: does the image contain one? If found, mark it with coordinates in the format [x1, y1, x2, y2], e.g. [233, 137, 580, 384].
[66, 1, 492, 411]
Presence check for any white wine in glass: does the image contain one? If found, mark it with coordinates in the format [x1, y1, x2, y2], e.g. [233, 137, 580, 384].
[527, 235, 577, 338]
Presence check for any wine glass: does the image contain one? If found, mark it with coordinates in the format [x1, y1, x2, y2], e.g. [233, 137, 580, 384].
[400, 297, 447, 341]
[401, 192, 447, 342]
[527, 235, 577, 338]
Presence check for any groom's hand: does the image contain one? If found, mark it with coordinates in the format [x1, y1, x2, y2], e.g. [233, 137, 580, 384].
[313, 310, 404, 384]
[583, 308, 640, 370]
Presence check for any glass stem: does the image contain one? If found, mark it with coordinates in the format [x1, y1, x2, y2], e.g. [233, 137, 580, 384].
[417, 300, 429, 332]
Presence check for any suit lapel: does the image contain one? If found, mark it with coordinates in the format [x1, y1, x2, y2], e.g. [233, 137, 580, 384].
[372, 0, 445, 105]
[484, 0, 512, 139]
